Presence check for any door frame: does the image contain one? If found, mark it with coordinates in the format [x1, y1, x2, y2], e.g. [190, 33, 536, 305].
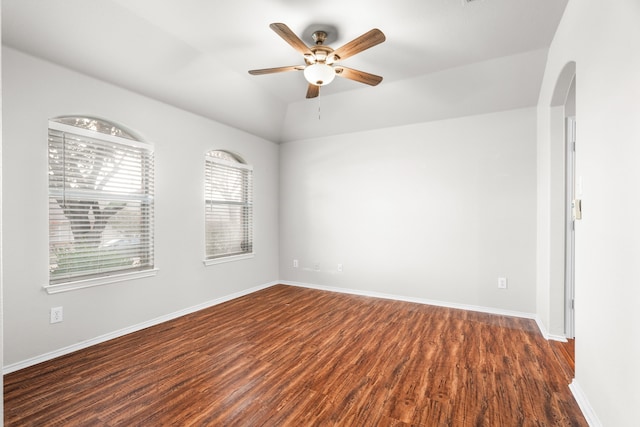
[564, 116, 576, 339]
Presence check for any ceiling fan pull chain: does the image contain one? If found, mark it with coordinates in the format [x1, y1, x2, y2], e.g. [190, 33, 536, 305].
[318, 98, 322, 120]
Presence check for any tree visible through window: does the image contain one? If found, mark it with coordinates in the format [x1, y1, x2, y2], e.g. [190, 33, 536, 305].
[205, 150, 253, 261]
[48, 117, 154, 285]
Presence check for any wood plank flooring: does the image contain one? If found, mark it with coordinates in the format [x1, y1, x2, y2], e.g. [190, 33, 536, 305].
[550, 339, 576, 381]
[4, 285, 587, 426]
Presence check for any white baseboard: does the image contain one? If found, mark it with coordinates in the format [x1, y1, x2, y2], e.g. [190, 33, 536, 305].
[569, 379, 603, 427]
[534, 316, 568, 342]
[6, 279, 597, 426]
[285, 282, 599, 424]
[281, 280, 538, 321]
[3, 281, 279, 374]
[2, 280, 566, 374]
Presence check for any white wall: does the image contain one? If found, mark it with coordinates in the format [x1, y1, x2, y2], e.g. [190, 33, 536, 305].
[280, 108, 537, 313]
[281, 49, 548, 143]
[537, 1, 640, 425]
[1, 47, 280, 367]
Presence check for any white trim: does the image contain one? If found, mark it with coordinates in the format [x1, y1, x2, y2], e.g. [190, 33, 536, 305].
[43, 269, 159, 294]
[281, 280, 538, 320]
[290, 280, 569, 341]
[534, 316, 568, 342]
[5, 281, 278, 374]
[569, 379, 603, 427]
[564, 116, 577, 339]
[11, 280, 575, 374]
[203, 253, 255, 266]
[205, 155, 253, 171]
[9, 279, 599, 427]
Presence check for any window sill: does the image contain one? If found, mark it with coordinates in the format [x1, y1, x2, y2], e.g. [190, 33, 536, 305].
[43, 269, 159, 294]
[203, 253, 254, 266]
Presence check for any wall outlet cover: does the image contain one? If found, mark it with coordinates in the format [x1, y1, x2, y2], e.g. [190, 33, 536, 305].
[50, 306, 63, 323]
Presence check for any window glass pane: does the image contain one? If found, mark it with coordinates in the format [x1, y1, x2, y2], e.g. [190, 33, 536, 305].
[205, 150, 253, 260]
[48, 119, 154, 284]
[52, 116, 137, 140]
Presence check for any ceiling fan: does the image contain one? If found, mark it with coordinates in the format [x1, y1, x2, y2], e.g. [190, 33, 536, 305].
[249, 23, 386, 99]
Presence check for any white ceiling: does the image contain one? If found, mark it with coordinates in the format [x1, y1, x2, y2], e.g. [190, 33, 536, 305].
[2, 0, 568, 142]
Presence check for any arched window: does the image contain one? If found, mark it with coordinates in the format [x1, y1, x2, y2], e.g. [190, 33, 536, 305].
[204, 150, 253, 263]
[46, 116, 155, 292]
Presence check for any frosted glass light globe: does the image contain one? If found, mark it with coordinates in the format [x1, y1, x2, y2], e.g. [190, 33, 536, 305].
[304, 63, 336, 86]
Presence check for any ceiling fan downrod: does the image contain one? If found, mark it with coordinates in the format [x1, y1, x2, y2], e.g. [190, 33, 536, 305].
[312, 31, 328, 45]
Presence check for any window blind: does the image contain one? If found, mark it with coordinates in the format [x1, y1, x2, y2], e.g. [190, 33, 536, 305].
[205, 154, 253, 260]
[48, 121, 154, 285]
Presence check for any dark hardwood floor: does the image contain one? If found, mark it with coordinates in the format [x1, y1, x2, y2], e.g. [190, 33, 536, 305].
[4, 285, 587, 426]
[550, 338, 576, 381]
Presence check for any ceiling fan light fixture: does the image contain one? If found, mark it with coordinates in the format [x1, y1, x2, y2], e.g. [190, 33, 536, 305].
[304, 63, 335, 86]
[248, 23, 386, 98]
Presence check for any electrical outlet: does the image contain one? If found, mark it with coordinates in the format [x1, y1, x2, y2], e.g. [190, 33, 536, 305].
[314, 262, 320, 271]
[337, 263, 343, 272]
[293, 259, 299, 268]
[50, 306, 63, 324]
[497, 277, 508, 289]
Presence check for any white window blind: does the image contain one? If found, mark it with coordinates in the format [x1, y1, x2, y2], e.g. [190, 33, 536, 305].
[205, 151, 253, 261]
[48, 119, 154, 286]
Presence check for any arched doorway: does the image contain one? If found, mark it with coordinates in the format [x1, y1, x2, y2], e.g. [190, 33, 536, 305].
[550, 61, 577, 368]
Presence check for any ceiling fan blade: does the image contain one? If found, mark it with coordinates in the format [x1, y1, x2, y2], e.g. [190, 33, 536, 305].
[332, 29, 386, 62]
[306, 84, 320, 99]
[270, 23, 313, 56]
[248, 65, 304, 75]
[335, 66, 383, 86]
